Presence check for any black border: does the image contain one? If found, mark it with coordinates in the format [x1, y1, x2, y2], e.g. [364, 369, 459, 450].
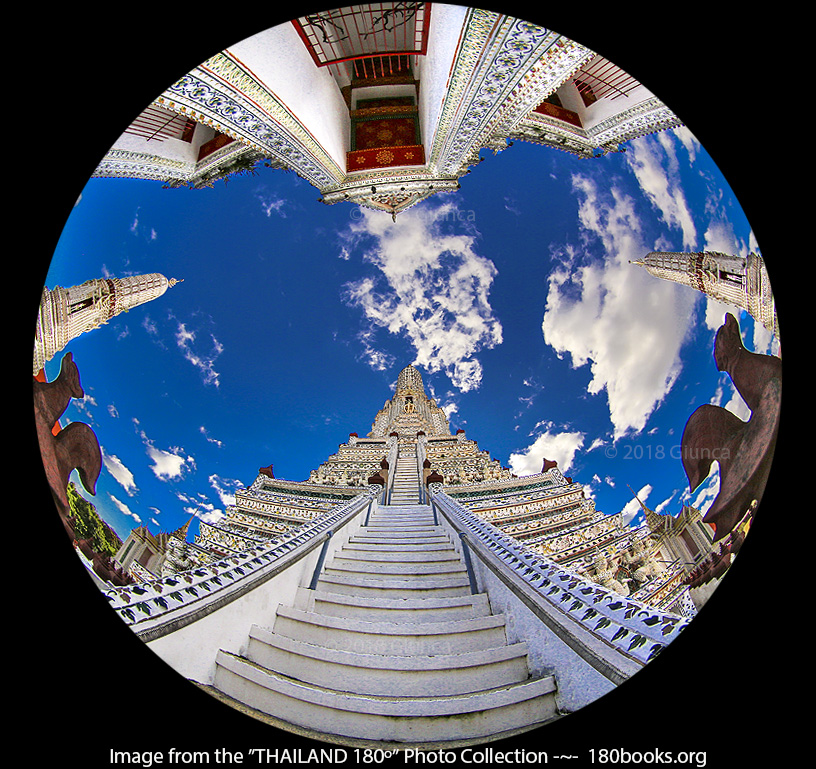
[23, 5, 795, 765]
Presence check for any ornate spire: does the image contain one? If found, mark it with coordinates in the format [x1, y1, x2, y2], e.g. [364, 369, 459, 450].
[631, 251, 778, 340]
[171, 515, 195, 541]
[396, 364, 426, 396]
[368, 364, 451, 439]
[628, 484, 666, 536]
[34, 273, 181, 374]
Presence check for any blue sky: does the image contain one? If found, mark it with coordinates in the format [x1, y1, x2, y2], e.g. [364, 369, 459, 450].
[42, 124, 773, 546]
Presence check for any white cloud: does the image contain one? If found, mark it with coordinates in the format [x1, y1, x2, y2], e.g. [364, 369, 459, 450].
[175, 321, 223, 387]
[147, 445, 193, 480]
[195, 505, 225, 525]
[341, 202, 502, 392]
[102, 449, 137, 496]
[257, 191, 287, 217]
[710, 365, 751, 424]
[426, 382, 459, 424]
[722, 385, 751, 422]
[209, 474, 242, 507]
[751, 316, 775, 356]
[109, 492, 141, 524]
[200, 426, 224, 448]
[176, 490, 225, 525]
[504, 196, 521, 216]
[683, 462, 720, 516]
[542, 173, 697, 440]
[624, 133, 697, 250]
[621, 483, 652, 526]
[655, 490, 677, 515]
[441, 400, 458, 419]
[187, 501, 223, 524]
[71, 392, 98, 421]
[355, 327, 395, 371]
[672, 126, 701, 164]
[508, 423, 585, 476]
[142, 314, 159, 336]
[137, 426, 194, 481]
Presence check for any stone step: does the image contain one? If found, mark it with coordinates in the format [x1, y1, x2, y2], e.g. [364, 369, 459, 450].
[315, 571, 473, 599]
[354, 525, 442, 532]
[353, 526, 445, 537]
[296, 587, 491, 622]
[334, 548, 459, 563]
[342, 542, 454, 553]
[361, 512, 431, 520]
[244, 624, 532, 696]
[206, 489, 559, 746]
[348, 536, 451, 546]
[360, 519, 430, 534]
[325, 558, 467, 577]
[363, 520, 437, 528]
[272, 605, 509, 656]
[213, 650, 558, 745]
[273, 606, 507, 656]
[369, 510, 430, 516]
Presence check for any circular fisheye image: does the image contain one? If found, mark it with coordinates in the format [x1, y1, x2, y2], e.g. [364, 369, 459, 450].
[32, 3, 780, 756]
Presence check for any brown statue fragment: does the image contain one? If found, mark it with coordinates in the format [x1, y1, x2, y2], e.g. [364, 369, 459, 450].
[680, 313, 781, 541]
[33, 352, 102, 538]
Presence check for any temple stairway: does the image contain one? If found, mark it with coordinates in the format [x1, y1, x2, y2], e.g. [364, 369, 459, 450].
[208, 500, 559, 746]
[388, 449, 422, 505]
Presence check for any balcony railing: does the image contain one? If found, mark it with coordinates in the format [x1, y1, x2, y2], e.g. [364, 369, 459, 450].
[428, 484, 690, 673]
[352, 53, 415, 80]
[103, 484, 381, 640]
[124, 105, 195, 143]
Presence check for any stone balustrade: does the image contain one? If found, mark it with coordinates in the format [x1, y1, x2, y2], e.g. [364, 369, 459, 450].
[103, 485, 381, 638]
[429, 485, 689, 669]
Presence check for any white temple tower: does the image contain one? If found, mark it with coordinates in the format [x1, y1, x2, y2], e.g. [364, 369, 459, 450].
[34, 273, 181, 375]
[92, 4, 682, 215]
[368, 363, 452, 438]
[186, 363, 702, 614]
[632, 250, 779, 340]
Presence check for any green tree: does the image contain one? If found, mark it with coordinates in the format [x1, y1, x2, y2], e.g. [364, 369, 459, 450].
[66, 483, 123, 557]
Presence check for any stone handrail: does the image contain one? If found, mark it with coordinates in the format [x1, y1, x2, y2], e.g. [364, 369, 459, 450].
[429, 485, 689, 672]
[384, 435, 399, 504]
[416, 434, 428, 504]
[104, 484, 381, 639]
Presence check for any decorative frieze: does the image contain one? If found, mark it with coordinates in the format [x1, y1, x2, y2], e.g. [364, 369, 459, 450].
[587, 97, 682, 147]
[429, 11, 588, 177]
[159, 53, 344, 189]
[92, 149, 195, 182]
